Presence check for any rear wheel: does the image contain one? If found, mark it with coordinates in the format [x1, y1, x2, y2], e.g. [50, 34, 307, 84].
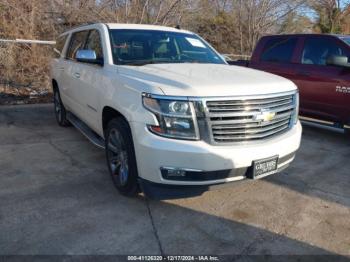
[53, 88, 70, 127]
[105, 118, 139, 196]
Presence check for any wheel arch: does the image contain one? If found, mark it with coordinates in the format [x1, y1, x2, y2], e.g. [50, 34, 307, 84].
[102, 106, 129, 132]
[52, 79, 58, 91]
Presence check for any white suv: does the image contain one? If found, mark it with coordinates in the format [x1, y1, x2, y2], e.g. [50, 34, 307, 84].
[51, 23, 302, 198]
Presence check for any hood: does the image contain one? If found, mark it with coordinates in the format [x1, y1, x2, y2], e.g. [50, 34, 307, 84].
[118, 63, 297, 97]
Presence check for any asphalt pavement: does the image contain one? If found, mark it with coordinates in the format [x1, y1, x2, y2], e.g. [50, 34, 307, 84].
[0, 104, 349, 256]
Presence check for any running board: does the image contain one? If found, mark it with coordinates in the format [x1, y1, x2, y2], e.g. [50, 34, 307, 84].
[300, 116, 346, 134]
[67, 112, 105, 149]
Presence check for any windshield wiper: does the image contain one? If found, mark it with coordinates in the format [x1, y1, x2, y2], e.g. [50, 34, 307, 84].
[119, 60, 209, 66]
[119, 61, 152, 66]
[181, 60, 204, 64]
[120, 60, 174, 66]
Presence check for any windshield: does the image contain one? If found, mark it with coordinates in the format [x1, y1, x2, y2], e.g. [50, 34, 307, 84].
[339, 36, 350, 46]
[109, 29, 225, 66]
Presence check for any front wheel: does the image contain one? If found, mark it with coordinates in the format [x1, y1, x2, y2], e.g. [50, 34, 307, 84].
[105, 118, 139, 196]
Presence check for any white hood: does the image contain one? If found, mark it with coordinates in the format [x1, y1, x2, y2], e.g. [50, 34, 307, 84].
[118, 63, 297, 97]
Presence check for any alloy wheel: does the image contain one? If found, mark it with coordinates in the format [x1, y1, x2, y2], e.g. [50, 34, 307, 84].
[107, 128, 129, 186]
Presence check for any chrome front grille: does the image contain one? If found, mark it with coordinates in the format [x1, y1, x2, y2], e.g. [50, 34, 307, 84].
[205, 93, 296, 143]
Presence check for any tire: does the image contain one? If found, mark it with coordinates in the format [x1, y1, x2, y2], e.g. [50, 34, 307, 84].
[105, 118, 139, 196]
[53, 88, 70, 127]
[345, 127, 350, 137]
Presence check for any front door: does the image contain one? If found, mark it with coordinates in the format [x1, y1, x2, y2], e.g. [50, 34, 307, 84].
[74, 29, 105, 133]
[64, 30, 90, 119]
[292, 36, 350, 124]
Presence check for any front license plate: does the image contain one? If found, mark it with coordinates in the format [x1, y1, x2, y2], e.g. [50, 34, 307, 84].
[253, 156, 278, 179]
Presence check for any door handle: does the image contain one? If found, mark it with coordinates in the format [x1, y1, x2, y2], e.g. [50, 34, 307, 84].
[73, 72, 80, 78]
[58, 67, 65, 71]
[297, 71, 310, 77]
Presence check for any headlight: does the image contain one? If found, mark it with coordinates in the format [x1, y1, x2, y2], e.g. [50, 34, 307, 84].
[142, 94, 200, 140]
[293, 92, 299, 125]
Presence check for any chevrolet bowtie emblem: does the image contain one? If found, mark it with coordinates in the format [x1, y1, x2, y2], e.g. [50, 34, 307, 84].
[254, 110, 276, 122]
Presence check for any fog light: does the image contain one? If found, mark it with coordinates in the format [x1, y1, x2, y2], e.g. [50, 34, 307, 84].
[167, 169, 186, 177]
[161, 167, 186, 177]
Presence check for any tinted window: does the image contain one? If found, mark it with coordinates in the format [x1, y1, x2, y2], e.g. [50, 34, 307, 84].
[85, 30, 103, 60]
[66, 31, 89, 60]
[261, 37, 297, 63]
[54, 35, 68, 58]
[339, 36, 350, 46]
[302, 38, 349, 65]
[109, 29, 225, 65]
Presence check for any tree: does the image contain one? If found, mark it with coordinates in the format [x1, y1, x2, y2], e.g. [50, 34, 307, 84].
[310, 0, 350, 33]
[3, 0, 347, 96]
[278, 11, 313, 33]
[233, 0, 308, 53]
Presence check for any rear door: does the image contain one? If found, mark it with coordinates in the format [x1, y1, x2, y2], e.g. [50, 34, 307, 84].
[250, 36, 300, 81]
[292, 36, 350, 124]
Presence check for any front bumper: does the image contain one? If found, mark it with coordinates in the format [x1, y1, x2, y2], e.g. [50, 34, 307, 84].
[138, 158, 293, 199]
[131, 120, 302, 187]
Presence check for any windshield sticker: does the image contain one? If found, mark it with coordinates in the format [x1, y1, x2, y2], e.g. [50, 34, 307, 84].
[185, 37, 206, 48]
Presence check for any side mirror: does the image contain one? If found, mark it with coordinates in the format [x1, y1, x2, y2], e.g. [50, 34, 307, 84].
[76, 50, 103, 66]
[326, 55, 350, 68]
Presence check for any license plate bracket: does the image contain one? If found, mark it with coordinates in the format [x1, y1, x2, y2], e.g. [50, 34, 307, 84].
[252, 156, 279, 179]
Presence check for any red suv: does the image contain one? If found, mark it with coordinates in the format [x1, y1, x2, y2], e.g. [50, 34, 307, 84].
[232, 34, 350, 130]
